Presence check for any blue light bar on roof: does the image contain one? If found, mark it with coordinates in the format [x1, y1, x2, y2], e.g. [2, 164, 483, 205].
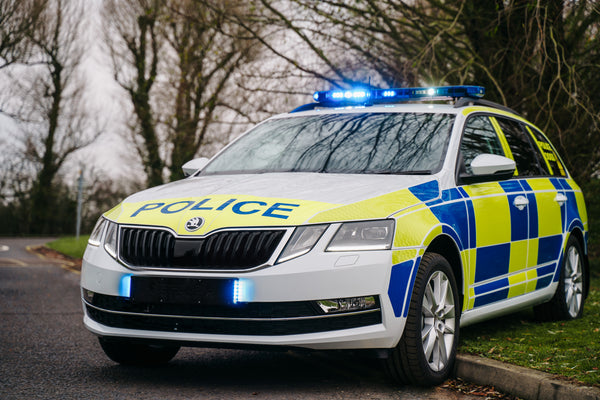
[313, 85, 485, 106]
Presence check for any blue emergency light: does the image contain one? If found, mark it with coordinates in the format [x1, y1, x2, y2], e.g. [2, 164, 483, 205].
[312, 85, 485, 106]
[232, 279, 253, 304]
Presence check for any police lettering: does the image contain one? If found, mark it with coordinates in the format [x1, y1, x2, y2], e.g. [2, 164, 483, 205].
[130, 198, 300, 219]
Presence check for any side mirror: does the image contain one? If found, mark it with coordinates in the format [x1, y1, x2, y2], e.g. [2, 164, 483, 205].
[460, 154, 516, 184]
[182, 157, 209, 177]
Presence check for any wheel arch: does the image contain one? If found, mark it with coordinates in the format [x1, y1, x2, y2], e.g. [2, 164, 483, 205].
[567, 227, 590, 299]
[425, 234, 464, 310]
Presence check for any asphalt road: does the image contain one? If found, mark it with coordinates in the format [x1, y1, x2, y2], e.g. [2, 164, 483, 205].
[0, 238, 483, 400]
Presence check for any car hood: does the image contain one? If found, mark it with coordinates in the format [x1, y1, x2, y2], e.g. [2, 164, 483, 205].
[105, 173, 440, 235]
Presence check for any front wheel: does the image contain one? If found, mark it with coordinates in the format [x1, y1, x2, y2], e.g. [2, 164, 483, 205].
[99, 337, 180, 366]
[385, 253, 460, 386]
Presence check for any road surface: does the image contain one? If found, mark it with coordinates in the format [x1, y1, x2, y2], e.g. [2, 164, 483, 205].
[0, 237, 486, 399]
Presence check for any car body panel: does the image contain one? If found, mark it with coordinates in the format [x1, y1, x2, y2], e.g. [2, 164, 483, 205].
[81, 100, 588, 353]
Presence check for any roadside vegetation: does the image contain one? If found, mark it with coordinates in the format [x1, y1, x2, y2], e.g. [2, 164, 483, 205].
[46, 235, 89, 259]
[460, 263, 600, 387]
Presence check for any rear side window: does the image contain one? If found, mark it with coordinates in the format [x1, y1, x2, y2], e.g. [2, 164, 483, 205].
[527, 126, 567, 177]
[495, 117, 545, 177]
[459, 115, 505, 175]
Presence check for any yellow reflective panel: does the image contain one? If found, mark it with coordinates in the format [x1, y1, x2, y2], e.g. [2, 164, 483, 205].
[508, 271, 527, 298]
[527, 179, 563, 237]
[509, 240, 528, 273]
[310, 188, 423, 224]
[526, 268, 538, 293]
[392, 249, 418, 265]
[570, 181, 589, 227]
[528, 238, 539, 268]
[462, 181, 505, 197]
[463, 248, 477, 311]
[462, 249, 477, 285]
[116, 195, 340, 235]
[393, 208, 441, 248]
[526, 178, 555, 191]
[464, 182, 511, 247]
[104, 203, 123, 221]
[467, 286, 476, 310]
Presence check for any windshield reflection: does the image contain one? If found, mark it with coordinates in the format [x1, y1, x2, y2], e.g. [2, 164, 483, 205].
[203, 112, 455, 175]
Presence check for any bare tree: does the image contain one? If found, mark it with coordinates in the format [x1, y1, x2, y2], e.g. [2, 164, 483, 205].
[103, 0, 261, 185]
[244, 0, 600, 183]
[162, 0, 260, 181]
[4, 0, 98, 233]
[0, 0, 46, 69]
[103, 0, 165, 188]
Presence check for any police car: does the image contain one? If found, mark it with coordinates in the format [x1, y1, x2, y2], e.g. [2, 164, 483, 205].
[81, 86, 589, 386]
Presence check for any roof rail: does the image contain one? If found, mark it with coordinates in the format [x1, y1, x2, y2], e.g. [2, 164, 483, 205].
[453, 97, 518, 115]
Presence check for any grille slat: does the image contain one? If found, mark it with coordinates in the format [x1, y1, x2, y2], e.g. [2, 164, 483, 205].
[119, 228, 285, 270]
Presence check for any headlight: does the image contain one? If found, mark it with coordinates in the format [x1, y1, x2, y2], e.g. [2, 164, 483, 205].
[103, 221, 118, 259]
[277, 225, 328, 263]
[88, 217, 107, 246]
[326, 220, 395, 251]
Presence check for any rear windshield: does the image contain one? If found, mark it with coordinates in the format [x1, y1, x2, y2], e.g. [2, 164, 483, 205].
[203, 112, 455, 175]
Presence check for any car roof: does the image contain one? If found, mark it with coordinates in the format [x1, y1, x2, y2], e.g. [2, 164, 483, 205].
[277, 103, 462, 119]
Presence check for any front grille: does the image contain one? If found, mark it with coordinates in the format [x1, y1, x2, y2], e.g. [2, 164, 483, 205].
[119, 228, 285, 270]
[120, 228, 175, 267]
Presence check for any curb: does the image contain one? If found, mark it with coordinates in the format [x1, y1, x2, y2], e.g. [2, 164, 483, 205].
[456, 354, 600, 400]
[25, 245, 82, 274]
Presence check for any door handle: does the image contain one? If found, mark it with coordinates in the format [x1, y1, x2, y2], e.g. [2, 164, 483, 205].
[555, 193, 568, 206]
[513, 195, 529, 211]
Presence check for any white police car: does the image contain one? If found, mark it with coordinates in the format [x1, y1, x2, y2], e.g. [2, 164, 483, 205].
[81, 86, 589, 386]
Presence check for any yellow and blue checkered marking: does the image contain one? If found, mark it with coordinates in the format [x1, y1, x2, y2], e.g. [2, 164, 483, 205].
[388, 176, 587, 316]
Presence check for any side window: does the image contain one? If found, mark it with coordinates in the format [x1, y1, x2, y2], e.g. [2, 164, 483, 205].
[495, 117, 545, 177]
[459, 115, 504, 175]
[527, 126, 567, 177]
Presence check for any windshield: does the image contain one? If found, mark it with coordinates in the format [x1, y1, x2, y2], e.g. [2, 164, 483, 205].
[203, 112, 455, 175]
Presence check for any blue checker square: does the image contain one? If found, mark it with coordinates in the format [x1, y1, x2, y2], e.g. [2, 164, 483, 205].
[537, 235, 563, 265]
[475, 243, 511, 283]
[506, 193, 528, 241]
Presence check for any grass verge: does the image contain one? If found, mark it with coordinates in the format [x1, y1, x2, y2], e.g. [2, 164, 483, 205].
[46, 235, 89, 259]
[459, 263, 600, 387]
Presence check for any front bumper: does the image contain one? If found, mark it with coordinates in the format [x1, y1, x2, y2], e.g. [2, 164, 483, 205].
[80, 237, 409, 350]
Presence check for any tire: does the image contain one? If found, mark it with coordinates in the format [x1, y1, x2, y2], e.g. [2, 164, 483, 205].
[385, 253, 460, 386]
[99, 337, 180, 366]
[534, 236, 586, 321]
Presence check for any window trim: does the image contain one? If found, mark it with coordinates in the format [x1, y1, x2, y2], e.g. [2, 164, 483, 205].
[455, 113, 509, 186]
[525, 125, 568, 178]
[455, 111, 569, 185]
